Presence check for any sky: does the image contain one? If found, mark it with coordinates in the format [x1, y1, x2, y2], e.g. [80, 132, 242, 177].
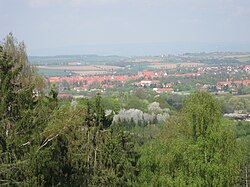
[0, 0, 250, 56]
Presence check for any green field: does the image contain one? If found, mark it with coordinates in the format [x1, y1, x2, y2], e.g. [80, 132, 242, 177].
[37, 68, 73, 77]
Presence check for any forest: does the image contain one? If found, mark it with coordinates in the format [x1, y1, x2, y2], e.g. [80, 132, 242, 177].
[0, 35, 249, 186]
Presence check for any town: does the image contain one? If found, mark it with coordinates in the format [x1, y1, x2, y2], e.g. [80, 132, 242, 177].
[30, 52, 250, 99]
[2, 0, 250, 185]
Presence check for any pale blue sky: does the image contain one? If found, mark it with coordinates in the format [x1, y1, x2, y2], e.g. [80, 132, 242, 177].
[1, 0, 250, 55]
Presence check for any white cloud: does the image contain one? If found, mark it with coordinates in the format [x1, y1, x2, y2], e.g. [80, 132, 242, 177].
[70, 0, 117, 6]
[28, 0, 120, 7]
[28, 0, 63, 7]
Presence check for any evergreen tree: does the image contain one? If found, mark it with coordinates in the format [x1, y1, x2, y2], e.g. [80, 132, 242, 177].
[0, 34, 37, 186]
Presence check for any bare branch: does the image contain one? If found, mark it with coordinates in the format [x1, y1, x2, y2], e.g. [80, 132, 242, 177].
[39, 134, 59, 149]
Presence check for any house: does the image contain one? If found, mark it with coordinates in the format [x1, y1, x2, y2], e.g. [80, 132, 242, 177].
[243, 65, 250, 73]
[142, 71, 155, 78]
[153, 88, 174, 93]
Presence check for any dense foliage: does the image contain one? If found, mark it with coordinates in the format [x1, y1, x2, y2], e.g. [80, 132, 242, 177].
[139, 92, 244, 186]
[0, 35, 249, 186]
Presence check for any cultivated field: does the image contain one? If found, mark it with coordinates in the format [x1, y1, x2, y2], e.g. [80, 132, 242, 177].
[127, 58, 162, 63]
[150, 64, 177, 69]
[179, 62, 204, 67]
[150, 62, 204, 69]
[36, 65, 122, 71]
[74, 71, 108, 75]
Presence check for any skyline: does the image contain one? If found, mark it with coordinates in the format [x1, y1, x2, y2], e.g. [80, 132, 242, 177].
[1, 0, 250, 56]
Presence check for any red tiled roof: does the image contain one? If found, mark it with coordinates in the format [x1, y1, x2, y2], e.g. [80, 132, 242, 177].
[142, 71, 155, 77]
[218, 81, 231, 86]
[154, 88, 174, 93]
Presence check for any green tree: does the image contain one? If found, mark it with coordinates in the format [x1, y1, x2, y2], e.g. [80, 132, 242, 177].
[139, 92, 244, 186]
[0, 34, 39, 186]
[0, 34, 139, 186]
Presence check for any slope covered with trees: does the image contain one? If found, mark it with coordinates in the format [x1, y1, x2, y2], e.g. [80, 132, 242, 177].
[0, 35, 248, 186]
[139, 92, 244, 186]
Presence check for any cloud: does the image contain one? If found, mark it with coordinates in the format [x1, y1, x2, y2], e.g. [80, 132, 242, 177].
[28, 0, 120, 7]
[26, 0, 250, 14]
[28, 0, 63, 7]
[70, 0, 117, 6]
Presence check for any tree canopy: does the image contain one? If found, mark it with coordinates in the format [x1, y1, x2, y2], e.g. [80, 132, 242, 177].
[139, 92, 244, 186]
[0, 34, 248, 186]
